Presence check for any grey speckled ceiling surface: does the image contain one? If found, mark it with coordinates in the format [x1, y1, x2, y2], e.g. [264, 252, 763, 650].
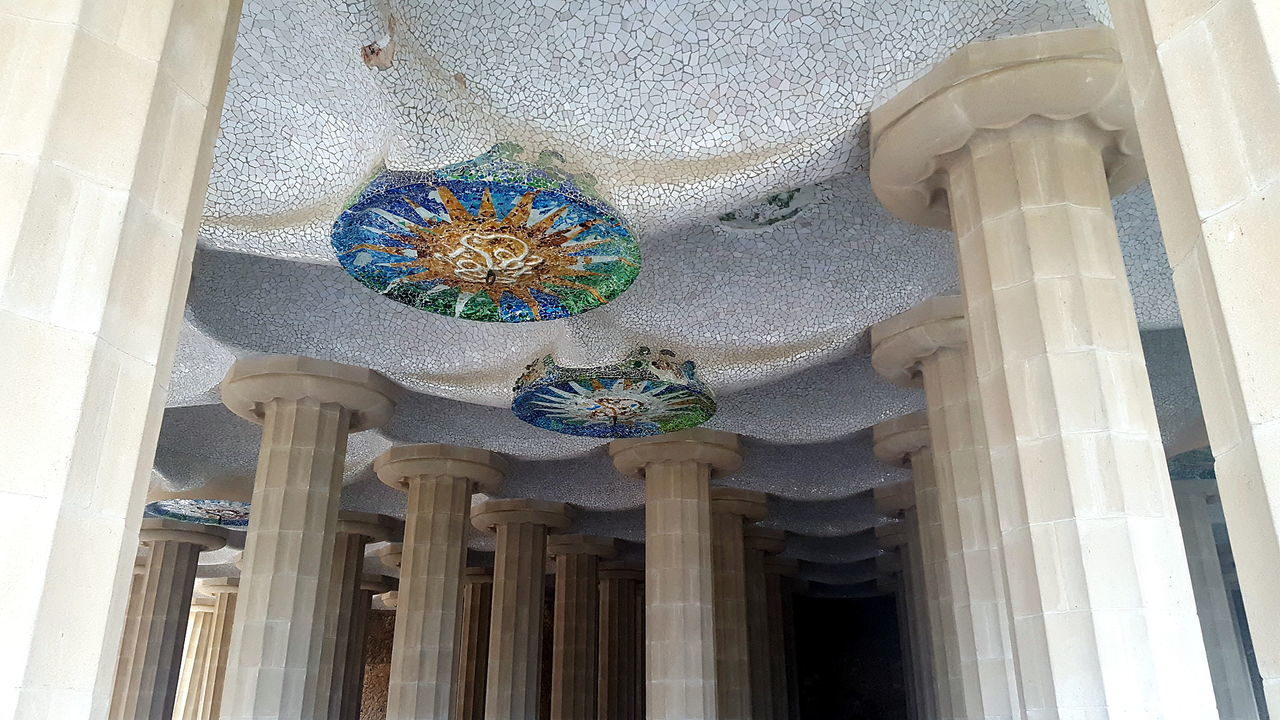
[166, 0, 1205, 594]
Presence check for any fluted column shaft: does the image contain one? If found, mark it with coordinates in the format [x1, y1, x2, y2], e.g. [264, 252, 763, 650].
[326, 520, 382, 720]
[901, 511, 938, 719]
[1174, 482, 1260, 720]
[911, 448, 964, 718]
[490, 522, 552, 719]
[116, 533, 212, 720]
[455, 569, 494, 720]
[947, 119, 1216, 717]
[763, 565, 794, 720]
[110, 559, 149, 720]
[709, 490, 766, 720]
[743, 529, 782, 720]
[175, 604, 215, 720]
[598, 566, 642, 720]
[225, 398, 348, 719]
[549, 537, 615, 720]
[198, 581, 239, 720]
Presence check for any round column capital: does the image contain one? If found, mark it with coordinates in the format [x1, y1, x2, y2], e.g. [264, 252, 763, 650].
[374, 443, 508, 494]
[870, 296, 968, 387]
[337, 510, 396, 541]
[869, 27, 1144, 229]
[599, 561, 644, 582]
[376, 542, 403, 569]
[743, 526, 787, 555]
[220, 355, 400, 432]
[872, 481, 915, 514]
[608, 428, 743, 478]
[709, 487, 768, 521]
[360, 574, 394, 594]
[872, 413, 930, 468]
[377, 590, 399, 609]
[471, 499, 574, 533]
[199, 577, 240, 595]
[875, 523, 911, 549]
[463, 566, 494, 584]
[139, 518, 227, 552]
[547, 534, 618, 560]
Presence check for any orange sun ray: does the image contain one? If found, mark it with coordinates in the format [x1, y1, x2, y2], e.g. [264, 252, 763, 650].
[435, 186, 473, 223]
[502, 191, 539, 227]
[350, 243, 411, 255]
[506, 287, 545, 320]
[479, 188, 497, 219]
[528, 205, 569, 234]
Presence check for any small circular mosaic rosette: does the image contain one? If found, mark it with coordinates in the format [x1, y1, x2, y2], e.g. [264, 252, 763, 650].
[143, 499, 251, 528]
[512, 348, 717, 438]
[332, 147, 641, 322]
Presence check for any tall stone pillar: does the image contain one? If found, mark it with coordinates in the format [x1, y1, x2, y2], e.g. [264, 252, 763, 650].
[110, 556, 150, 720]
[174, 599, 215, 720]
[609, 429, 744, 720]
[743, 527, 785, 720]
[345, 575, 393, 720]
[376, 443, 507, 720]
[873, 414, 963, 718]
[0, 4, 242, 716]
[195, 578, 239, 720]
[870, 27, 1218, 717]
[874, 483, 935, 720]
[114, 520, 226, 720]
[709, 488, 767, 720]
[548, 535, 617, 720]
[454, 568, 494, 720]
[763, 557, 799, 720]
[1104, 0, 1280, 711]
[872, 295, 1021, 718]
[598, 562, 643, 720]
[324, 512, 396, 720]
[220, 355, 398, 720]
[473, 499, 573, 720]
[1174, 481, 1261, 720]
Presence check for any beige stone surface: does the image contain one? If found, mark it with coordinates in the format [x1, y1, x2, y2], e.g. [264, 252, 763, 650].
[473, 499, 572, 720]
[322, 512, 392, 720]
[0, 3, 241, 716]
[196, 578, 239, 720]
[220, 356, 397, 720]
[762, 559, 798, 720]
[709, 489, 767, 720]
[376, 443, 507, 720]
[597, 562, 643, 720]
[871, 27, 1218, 717]
[454, 568, 494, 720]
[548, 535, 616, 720]
[609, 430, 743, 720]
[173, 601, 214, 720]
[1106, 0, 1280, 711]
[109, 557, 150, 720]
[743, 526, 785, 720]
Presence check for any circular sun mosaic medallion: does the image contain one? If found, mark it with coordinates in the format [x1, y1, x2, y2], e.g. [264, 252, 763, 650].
[331, 147, 641, 322]
[144, 499, 251, 528]
[512, 348, 717, 438]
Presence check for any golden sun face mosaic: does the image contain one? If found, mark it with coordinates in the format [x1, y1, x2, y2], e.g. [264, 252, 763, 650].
[332, 148, 641, 322]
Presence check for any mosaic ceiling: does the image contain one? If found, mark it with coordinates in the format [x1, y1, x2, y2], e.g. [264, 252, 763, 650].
[160, 0, 1205, 595]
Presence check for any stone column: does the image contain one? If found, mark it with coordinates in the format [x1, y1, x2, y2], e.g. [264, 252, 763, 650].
[598, 562, 643, 720]
[609, 429, 744, 720]
[548, 535, 617, 720]
[195, 578, 239, 720]
[874, 483, 935, 720]
[1174, 481, 1261, 720]
[220, 355, 398, 720]
[873, 414, 962, 718]
[345, 575, 393, 720]
[473, 499, 573, 720]
[763, 557, 799, 720]
[870, 27, 1219, 717]
[110, 556, 150, 720]
[454, 568, 494, 720]
[743, 527, 785, 720]
[1, 3, 242, 716]
[872, 295, 1021, 718]
[114, 520, 227, 720]
[375, 443, 507, 720]
[709, 489, 767, 720]
[324, 512, 395, 720]
[174, 599, 215, 720]
[1104, 0, 1280, 711]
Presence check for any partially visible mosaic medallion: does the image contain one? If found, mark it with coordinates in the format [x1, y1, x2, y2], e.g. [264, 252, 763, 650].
[331, 146, 641, 322]
[512, 347, 716, 438]
[144, 499, 251, 528]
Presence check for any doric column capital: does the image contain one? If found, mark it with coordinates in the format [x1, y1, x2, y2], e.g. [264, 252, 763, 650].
[743, 526, 787, 555]
[199, 577, 240, 595]
[374, 443, 508, 493]
[709, 487, 768, 521]
[1172, 478, 1220, 500]
[870, 295, 967, 387]
[598, 561, 644, 582]
[463, 567, 494, 584]
[359, 574, 394, 594]
[377, 543, 403, 569]
[608, 427, 743, 478]
[873, 481, 915, 513]
[547, 534, 617, 560]
[875, 523, 911, 549]
[220, 354, 400, 431]
[336, 510, 397, 541]
[471, 499, 574, 533]
[138, 518, 227, 552]
[377, 591, 399, 610]
[869, 27, 1144, 229]
[872, 412, 931, 467]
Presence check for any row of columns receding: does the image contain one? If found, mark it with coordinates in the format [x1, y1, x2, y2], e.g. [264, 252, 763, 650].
[8, 3, 1280, 719]
[109, 357, 802, 720]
